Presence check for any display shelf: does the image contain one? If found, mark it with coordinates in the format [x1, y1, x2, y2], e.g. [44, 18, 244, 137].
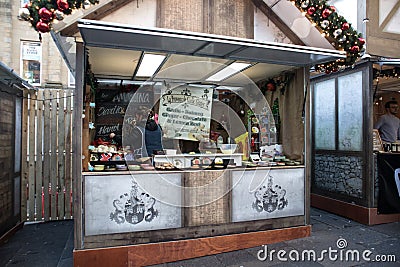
[153, 153, 243, 168]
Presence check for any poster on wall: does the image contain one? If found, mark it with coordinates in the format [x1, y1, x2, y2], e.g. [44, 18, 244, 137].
[158, 85, 213, 141]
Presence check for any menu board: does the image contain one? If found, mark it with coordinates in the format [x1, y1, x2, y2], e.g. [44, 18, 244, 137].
[95, 85, 153, 140]
[158, 85, 213, 141]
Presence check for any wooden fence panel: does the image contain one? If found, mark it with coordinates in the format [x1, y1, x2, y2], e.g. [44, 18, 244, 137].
[21, 90, 29, 222]
[35, 90, 44, 220]
[50, 90, 58, 219]
[65, 90, 73, 219]
[22, 88, 74, 221]
[58, 90, 65, 219]
[43, 90, 51, 221]
[28, 93, 36, 221]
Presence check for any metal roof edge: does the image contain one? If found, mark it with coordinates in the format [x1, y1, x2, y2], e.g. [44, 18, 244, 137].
[0, 62, 34, 90]
[78, 19, 346, 58]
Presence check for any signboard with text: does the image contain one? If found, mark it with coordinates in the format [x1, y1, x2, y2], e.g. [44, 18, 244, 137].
[158, 85, 213, 141]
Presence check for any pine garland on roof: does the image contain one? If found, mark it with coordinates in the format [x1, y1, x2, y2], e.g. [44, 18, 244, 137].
[290, 0, 365, 74]
[18, 0, 99, 33]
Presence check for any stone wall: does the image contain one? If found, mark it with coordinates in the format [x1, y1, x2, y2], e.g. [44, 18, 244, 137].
[313, 154, 363, 198]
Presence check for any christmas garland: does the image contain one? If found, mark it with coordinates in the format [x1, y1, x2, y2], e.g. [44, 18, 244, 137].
[18, 0, 99, 33]
[290, 0, 365, 74]
[258, 72, 295, 95]
[373, 67, 400, 80]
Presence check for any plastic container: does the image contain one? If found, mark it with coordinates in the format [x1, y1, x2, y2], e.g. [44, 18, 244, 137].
[218, 144, 238, 154]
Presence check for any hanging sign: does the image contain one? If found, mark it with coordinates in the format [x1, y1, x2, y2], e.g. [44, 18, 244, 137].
[158, 85, 213, 141]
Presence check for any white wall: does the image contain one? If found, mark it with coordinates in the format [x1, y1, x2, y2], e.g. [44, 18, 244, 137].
[101, 0, 157, 27]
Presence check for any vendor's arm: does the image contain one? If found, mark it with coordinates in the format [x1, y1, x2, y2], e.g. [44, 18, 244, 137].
[374, 116, 384, 130]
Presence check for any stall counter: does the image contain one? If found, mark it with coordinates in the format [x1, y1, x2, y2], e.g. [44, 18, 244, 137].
[80, 165, 306, 248]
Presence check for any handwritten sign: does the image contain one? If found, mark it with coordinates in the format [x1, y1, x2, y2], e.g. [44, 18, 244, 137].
[97, 89, 153, 105]
[95, 86, 154, 141]
[158, 85, 213, 141]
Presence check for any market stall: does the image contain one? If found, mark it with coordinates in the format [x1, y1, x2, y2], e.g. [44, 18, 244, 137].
[71, 20, 345, 266]
[310, 61, 400, 225]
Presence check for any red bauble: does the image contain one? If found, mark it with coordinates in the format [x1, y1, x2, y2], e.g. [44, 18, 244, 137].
[358, 37, 366, 45]
[57, 0, 69, 11]
[350, 46, 360, 53]
[330, 6, 336, 12]
[266, 83, 276, 91]
[341, 22, 350, 31]
[39, 7, 53, 22]
[322, 9, 332, 18]
[36, 20, 50, 33]
[325, 69, 332, 74]
[307, 6, 316, 15]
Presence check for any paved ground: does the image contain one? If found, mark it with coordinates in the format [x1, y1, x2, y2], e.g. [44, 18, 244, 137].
[0, 208, 399, 266]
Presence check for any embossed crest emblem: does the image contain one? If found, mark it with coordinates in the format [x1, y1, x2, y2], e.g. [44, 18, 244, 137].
[252, 175, 288, 213]
[110, 180, 158, 224]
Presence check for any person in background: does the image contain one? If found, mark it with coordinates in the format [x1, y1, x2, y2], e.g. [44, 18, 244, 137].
[144, 110, 163, 156]
[374, 100, 400, 143]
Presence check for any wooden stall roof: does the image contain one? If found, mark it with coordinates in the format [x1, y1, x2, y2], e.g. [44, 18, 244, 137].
[78, 19, 345, 67]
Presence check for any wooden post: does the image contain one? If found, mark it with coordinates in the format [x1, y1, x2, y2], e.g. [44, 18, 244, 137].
[82, 85, 91, 172]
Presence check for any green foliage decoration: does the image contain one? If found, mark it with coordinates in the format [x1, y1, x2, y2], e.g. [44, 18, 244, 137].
[291, 0, 365, 74]
[18, 0, 99, 33]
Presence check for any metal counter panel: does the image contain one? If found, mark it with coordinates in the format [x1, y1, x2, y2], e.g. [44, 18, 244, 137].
[232, 168, 305, 222]
[84, 173, 182, 236]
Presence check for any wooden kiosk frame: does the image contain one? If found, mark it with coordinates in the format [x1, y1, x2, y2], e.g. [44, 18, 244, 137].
[71, 20, 345, 266]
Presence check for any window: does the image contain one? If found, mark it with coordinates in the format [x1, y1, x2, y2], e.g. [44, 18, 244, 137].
[313, 70, 364, 151]
[20, 41, 42, 85]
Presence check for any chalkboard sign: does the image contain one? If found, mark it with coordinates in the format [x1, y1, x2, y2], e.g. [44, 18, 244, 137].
[94, 85, 154, 144]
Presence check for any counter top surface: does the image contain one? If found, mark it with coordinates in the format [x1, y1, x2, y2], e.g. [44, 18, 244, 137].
[82, 165, 305, 175]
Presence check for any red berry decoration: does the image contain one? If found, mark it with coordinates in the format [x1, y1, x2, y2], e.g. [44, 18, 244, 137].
[39, 7, 53, 22]
[57, 0, 69, 11]
[307, 6, 316, 15]
[350, 46, 360, 53]
[330, 6, 336, 12]
[322, 9, 332, 18]
[341, 22, 350, 31]
[358, 37, 366, 45]
[36, 20, 50, 33]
